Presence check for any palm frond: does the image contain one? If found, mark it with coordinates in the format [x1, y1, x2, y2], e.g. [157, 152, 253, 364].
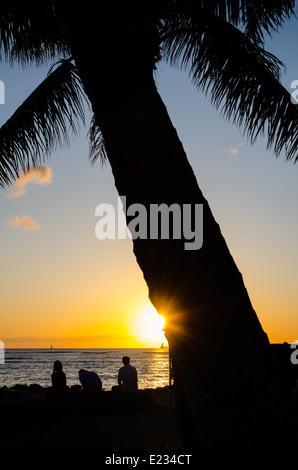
[88, 115, 108, 166]
[240, 0, 295, 44]
[9, 34, 70, 67]
[0, 59, 88, 188]
[161, 10, 298, 161]
[161, 1, 295, 44]
[0, 0, 69, 65]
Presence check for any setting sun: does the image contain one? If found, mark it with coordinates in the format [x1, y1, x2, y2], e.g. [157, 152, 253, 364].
[129, 304, 168, 348]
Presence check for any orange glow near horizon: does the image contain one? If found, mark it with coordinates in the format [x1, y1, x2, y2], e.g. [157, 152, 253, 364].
[1, 294, 169, 349]
[2, 292, 298, 349]
[128, 305, 168, 348]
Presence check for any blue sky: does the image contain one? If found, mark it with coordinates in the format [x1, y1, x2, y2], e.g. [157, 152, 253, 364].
[1, 12, 298, 347]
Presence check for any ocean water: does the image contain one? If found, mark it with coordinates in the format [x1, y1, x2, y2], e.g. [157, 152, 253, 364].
[0, 348, 170, 391]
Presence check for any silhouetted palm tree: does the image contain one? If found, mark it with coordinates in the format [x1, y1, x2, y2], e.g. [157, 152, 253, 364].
[0, 1, 297, 449]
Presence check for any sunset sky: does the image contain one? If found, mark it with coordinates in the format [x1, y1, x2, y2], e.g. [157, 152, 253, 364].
[1, 15, 298, 348]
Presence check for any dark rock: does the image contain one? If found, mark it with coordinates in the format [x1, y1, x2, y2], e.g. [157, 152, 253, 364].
[29, 383, 45, 393]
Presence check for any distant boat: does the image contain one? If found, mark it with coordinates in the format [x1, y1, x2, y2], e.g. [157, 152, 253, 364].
[160, 342, 164, 349]
[50, 344, 53, 350]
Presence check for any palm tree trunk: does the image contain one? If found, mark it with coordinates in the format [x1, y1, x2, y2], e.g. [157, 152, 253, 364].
[66, 7, 293, 449]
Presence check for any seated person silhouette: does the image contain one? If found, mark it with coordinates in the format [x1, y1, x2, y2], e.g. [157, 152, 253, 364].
[79, 369, 102, 392]
[118, 356, 138, 393]
[51, 360, 67, 396]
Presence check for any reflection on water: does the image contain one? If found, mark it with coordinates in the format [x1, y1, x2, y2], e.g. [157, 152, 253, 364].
[0, 348, 170, 391]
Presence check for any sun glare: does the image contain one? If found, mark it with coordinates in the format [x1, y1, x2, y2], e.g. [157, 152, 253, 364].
[129, 305, 167, 348]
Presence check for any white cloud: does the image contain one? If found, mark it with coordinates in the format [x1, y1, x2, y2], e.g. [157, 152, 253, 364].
[8, 215, 41, 231]
[228, 147, 238, 155]
[228, 143, 243, 155]
[7, 165, 53, 198]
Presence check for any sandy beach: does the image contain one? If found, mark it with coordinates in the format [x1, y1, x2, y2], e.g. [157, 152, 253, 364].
[0, 385, 182, 451]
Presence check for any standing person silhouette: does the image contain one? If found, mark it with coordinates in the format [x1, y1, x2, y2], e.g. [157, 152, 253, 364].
[118, 356, 138, 393]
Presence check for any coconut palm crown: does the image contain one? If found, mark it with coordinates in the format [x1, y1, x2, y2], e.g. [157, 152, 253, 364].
[0, 0, 297, 187]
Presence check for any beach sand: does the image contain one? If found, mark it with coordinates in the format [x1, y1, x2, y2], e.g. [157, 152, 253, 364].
[0, 386, 182, 451]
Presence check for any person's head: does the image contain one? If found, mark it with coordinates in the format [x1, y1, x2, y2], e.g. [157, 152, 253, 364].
[122, 356, 130, 365]
[53, 360, 63, 373]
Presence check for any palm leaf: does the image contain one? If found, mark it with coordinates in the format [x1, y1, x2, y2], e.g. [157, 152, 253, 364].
[0, 0, 69, 65]
[239, 0, 295, 44]
[0, 59, 87, 188]
[9, 32, 70, 67]
[161, 8, 298, 161]
[162, 1, 295, 44]
[88, 115, 108, 166]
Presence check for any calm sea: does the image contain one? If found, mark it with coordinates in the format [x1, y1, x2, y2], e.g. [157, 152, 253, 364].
[0, 348, 170, 391]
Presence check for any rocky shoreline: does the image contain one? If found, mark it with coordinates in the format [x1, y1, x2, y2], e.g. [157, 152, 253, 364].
[0, 382, 169, 404]
[0, 384, 182, 450]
